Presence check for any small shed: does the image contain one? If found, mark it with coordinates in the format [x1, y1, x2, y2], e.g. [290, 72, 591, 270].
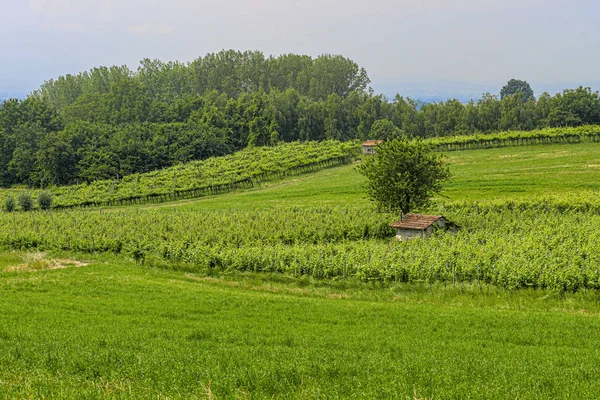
[362, 140, 383, 155]
[390, 213, 446, 240]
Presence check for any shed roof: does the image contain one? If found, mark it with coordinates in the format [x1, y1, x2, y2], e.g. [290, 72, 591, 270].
[390, 213, 444, 230]
[362, 140, 383, 147]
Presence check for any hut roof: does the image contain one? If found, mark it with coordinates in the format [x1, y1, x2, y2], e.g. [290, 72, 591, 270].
[362, 140, 383, 147]
[390, 213, 444, 230]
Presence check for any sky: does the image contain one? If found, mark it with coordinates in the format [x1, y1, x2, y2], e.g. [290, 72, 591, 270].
[1, 0, 599, 99]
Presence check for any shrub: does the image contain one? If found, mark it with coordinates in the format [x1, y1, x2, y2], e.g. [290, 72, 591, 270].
[17, 192, 33, 211]
[3, 196, 15, 212]
[37, 190, 53, 210]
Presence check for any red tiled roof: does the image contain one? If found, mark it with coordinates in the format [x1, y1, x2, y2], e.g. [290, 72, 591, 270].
[362, 140, 383, 147]
[390, 213, 444, 230]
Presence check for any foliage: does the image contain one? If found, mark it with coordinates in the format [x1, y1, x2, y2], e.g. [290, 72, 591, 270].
[1, 140, 600, 293]
[3, 195, 15, 212]
[500, 79, 535, 101]
[368, 118, 403, 141]
[358, 139, 451, 214]
[4, 126, 600, 209]
[16, 192, 33, 211]
[36, 190, 53, 210]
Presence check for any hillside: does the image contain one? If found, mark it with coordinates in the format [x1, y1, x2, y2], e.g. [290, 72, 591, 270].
[4, 125, 600, 211]
[1, 141, 359, 209]
[3, 141, 600, 291]
[3, 140, 600, 398]
[128, 140, 600, 211]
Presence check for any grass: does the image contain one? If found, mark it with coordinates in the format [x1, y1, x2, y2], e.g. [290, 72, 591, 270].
[2, 252, 600, 399]
[134, 162, 368, 211]
[124, 141, 600, 212]
[442, 142, 600, 201]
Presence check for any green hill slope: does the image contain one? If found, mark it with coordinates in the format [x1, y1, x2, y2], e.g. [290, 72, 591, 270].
[132, 141, 600, 211]
[3, 135, 600, 398]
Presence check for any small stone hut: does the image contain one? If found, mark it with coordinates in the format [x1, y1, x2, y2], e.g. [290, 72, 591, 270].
[362, 140, 383, 155]
[390, 213, 446, 240]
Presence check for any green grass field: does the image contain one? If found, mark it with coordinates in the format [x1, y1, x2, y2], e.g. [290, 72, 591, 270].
[2, 252, 600, 399]
[443, 142, 600, 201]
[4, 141, 600, 398]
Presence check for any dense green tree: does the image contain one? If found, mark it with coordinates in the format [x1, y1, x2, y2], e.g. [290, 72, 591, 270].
[308, 54, 370, 100]
[459, 100, 479, 133]
[357, 138, 451, 215]
[391, 96, 421, 137]
[297, 99, 325, 141]
[548, 87, 600, 127]
[356, 94, 391, 139]
[8, 123, 45, 185]
[476, 93, 501, 132]
[34, 131, 77, 186]
[535, 92, 553, 127]
[421, 100, 465, 137]
[369, 119, 403, 141]
[324, 94, 345, 140]
[499, 92, 536, 131]
[500, 79, 535, 101]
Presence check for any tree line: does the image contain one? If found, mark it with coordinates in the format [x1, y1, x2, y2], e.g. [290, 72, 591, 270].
[0, 50, 599, 188]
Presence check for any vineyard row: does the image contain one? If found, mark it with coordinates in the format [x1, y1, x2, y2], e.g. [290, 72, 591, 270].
[3, 203, 600, 292]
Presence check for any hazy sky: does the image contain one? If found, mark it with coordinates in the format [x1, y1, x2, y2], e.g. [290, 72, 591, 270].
[1, 0, 599, 96]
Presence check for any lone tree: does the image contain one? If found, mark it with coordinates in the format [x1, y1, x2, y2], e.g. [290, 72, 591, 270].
[357, 138, 451, 216]
[500, 79, 534, 101]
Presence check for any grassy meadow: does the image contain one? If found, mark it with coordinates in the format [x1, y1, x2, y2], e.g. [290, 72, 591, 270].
[2, 252, 600, 399]
[3, 141, 600, 398]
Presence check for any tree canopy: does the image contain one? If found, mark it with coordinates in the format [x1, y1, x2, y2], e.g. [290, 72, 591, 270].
[500, 79, 535, 101]
[357, 139, 451, 215]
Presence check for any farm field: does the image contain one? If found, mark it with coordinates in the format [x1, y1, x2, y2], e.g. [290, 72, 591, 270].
[1, 252, 600, 399]
[4, 141, 600, 398]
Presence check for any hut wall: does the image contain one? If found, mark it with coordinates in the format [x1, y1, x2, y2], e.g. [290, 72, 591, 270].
[395, 228, 426, 240]
[362, 146, 376, 154]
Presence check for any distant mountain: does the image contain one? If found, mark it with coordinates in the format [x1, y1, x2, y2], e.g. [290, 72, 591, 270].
[0, 91, 26, 101]
[533, 82, 600, 96]
[371, 81, 498, 103]
[371, 80, 600, 104]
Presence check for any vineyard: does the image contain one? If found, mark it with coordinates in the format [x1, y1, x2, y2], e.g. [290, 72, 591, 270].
[429, 125, 600, 151]
[1, 137, 600, 292]
[1, 141, 359, 209]
[3, 198, 600, 292]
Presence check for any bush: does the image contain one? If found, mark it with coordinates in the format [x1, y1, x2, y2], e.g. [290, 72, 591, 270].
[3, 196, 15, 212]
[37, 190, 53, 210]
[17, 192, 33, 211]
